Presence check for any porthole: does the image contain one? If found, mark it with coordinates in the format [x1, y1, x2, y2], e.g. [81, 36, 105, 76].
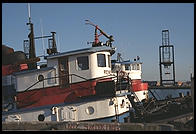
[85, 106, 94, 115]
[38, 114, 45, 121]
[38, 75, 44, 81]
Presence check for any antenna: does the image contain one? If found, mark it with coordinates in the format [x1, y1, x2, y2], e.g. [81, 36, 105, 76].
[28, 3, 31, 23]
[57, 35, 60, 53]
[26, 3, 37, 69]
[117, 53, 123, 62]
[40, 18, 46, 56]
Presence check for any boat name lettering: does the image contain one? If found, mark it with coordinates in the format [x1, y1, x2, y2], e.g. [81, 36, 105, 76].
[67, 123, 79, 129]
[65, 123, 120, 131]
[83, 123, 120, 131]
[104, 70, 111, 74]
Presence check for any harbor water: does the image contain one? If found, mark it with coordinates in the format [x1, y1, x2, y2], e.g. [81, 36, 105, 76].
[149, 88, 191, 100]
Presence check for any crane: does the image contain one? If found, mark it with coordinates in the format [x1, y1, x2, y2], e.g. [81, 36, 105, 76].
[85, 20, 114, 47]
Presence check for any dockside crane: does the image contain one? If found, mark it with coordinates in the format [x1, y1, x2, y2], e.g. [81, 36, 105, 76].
[159, 30, 176, 86]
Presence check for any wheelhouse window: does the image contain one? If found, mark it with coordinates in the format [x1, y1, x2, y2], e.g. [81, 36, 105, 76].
[111, 64, 115, 70]
[132, 64, 137, 70]
[132, 64, 140, 70]
[97, 54, 106, 67]
[77, 56, 89, 70]
[125, 64, 130, 71]
[137, 64, 140, 70]
[108, 55, 111, 68]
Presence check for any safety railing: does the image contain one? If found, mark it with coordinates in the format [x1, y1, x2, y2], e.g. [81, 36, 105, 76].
[17, 74, 116, 103]
[17, 72, 144, 110]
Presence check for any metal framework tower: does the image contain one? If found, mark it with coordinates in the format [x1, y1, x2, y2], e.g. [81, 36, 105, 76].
[159, 30, 175, 86]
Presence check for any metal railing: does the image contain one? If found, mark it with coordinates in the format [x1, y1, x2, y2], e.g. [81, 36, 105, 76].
[17, 72, 145, 110]
[17, 74, 116, 103]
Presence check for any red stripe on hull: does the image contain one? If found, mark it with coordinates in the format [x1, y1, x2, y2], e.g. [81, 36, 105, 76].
[131, 79, 148, 92]
[16, 81, 96, 109]
[16, 78, 111, 109]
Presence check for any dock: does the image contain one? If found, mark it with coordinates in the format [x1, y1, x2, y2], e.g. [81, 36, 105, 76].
[2, 121, 176, 131]
[2, 112, 193, 131]
[148, 85, 191, 89]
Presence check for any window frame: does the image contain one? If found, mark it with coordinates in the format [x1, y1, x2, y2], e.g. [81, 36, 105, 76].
[137, 64, 140, 70]
[76, 56, 89, 71]
[97, 54, 106, 67]
[125, 64, 130, 71]
[132, 64, 137, 70]
[108, 55, 111, 68]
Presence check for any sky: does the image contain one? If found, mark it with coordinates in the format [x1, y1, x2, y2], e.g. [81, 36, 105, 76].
[2, 3, 194, 82]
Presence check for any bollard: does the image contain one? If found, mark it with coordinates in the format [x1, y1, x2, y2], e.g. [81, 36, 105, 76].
[129, 110, 135, 122]
[179, 92, 184, 98]
[124, 117, 130, 123]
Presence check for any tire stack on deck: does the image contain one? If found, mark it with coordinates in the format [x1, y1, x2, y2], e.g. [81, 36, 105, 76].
[2, 44, 27, 65]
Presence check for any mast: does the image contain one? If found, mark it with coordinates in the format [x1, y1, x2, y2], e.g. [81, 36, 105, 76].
[40, 18, 46, 56]
[27, 3, 37, 69]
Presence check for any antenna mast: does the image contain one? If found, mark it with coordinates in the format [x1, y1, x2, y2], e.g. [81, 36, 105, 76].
[28, 3, 31, 23]
[40, 18, 46, 56]
[26, 3, 37, 69]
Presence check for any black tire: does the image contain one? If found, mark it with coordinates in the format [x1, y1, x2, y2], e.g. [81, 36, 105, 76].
[9, 51, 27, 64]
[2, 45, 14, 65]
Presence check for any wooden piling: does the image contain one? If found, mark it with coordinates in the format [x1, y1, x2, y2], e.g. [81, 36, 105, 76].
[191, 77, 194, 119]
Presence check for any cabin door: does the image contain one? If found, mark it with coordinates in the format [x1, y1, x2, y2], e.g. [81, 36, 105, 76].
[58, 57, 69, 88]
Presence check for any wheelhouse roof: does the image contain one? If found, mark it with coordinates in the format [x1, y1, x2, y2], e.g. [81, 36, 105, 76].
[13, 67, 55, 76]
[112, 60, 142, 65]
[46, 46, 115, 59]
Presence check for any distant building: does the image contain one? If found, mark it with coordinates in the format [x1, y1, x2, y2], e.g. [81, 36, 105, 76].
[182, 81, 191, 87]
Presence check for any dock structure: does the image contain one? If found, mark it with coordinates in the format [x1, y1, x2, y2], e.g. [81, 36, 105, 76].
[2, 121, 175, 131]
[159, 30, 176, 86]
[148, 85, 191, 89]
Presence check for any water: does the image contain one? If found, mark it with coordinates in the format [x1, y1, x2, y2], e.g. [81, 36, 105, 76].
[149, 88, 191, 100]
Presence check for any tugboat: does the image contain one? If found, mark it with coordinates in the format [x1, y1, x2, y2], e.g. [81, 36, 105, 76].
[2, 7, 148, 122]
[111, 53, 148, 102]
